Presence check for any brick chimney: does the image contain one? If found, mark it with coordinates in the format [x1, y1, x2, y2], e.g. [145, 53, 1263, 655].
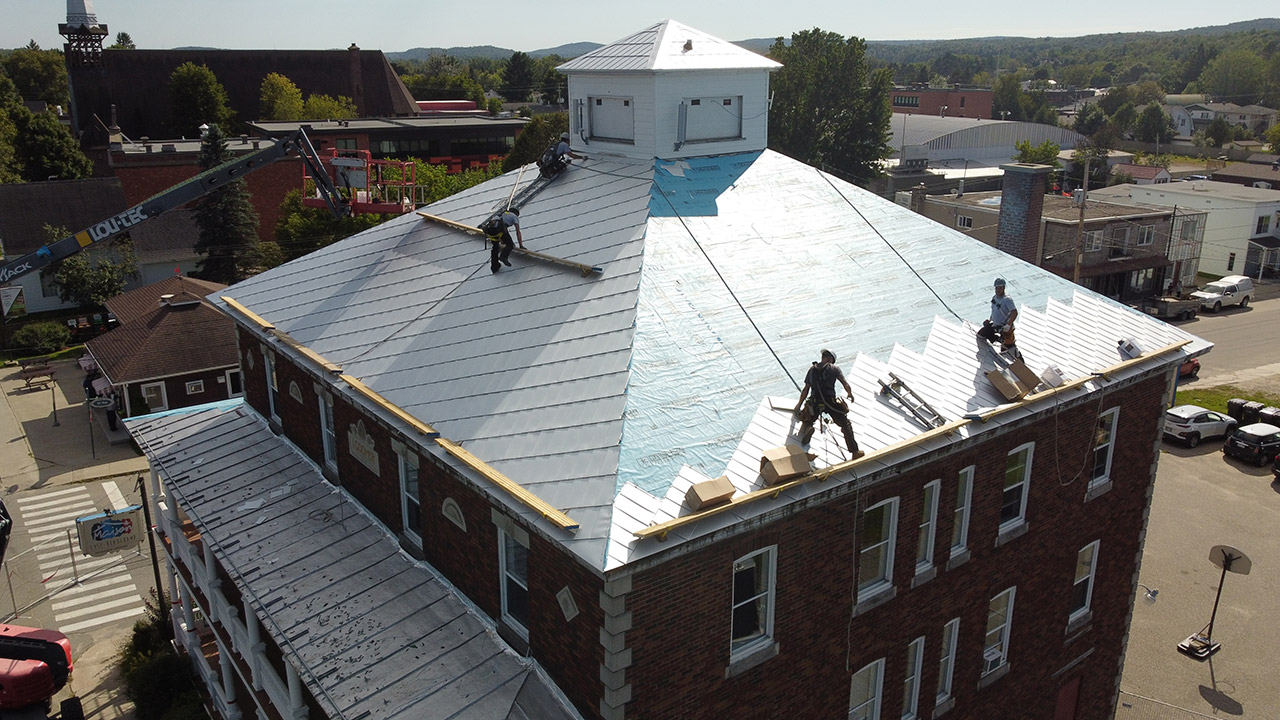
[348, 43, 365, 116]
[996, 163, 1053, 264]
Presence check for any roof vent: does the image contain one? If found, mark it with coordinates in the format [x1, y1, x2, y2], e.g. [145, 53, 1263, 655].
[683, 39, 693, 52]
[161, 143, 177, 153]
[159, 293, 175, 306]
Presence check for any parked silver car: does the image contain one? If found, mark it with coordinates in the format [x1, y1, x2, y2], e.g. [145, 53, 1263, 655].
[1163, 405, 1237, 447]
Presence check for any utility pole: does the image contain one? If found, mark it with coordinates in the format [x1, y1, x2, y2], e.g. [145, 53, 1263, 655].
[1073, 154, 1091, 284]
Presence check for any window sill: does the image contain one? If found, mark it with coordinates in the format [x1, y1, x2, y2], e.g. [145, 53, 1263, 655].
[946, 549, 970, 571]
[855, 585, 897, 616]
[934, 697, 956, 717]
[977, 662, 1010, 689]
[320, 464, 339, 484]
[497, 621, 529, 654]
[911, 565, 937, 589]
[1065, 611, 1092, 640]
[995, 520, 1028, 548]
[1085, 479, 1112, 502]
[725, 641, 778, 678]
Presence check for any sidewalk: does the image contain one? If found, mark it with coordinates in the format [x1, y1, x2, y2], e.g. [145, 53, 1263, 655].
[0, 359, 150, 493]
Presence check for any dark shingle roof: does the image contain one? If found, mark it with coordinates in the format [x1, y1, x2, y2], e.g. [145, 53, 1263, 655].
[105, 275, 226, 325]
[0, 178, 126, 256]
[87, 300, 238, 384]
[69, 49, 418, 139]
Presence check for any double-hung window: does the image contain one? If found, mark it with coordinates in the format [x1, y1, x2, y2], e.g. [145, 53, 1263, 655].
[398, 450, 420, 545]
[983, 587, 1016, 675]
[1000, 444, 1034, 532]
[731, 547, 777, 660]
[319, 392, 338, 471]
[499, 528, 530, 638]
[849, 658, 884, 719]
[1069, 541, 1100, 623]
[858, 498, 899, 602]
[950, 467, 974, 558]
[916, 481, 940, 573]
[1091, 409, 1119, 490]
[902, 637, 924, 719]
[936, 618, 960, 705]
[1137, 225, 1155, 246]
[264, 350, 280, 423]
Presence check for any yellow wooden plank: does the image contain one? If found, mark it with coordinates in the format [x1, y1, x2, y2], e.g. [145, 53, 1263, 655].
[417, 211, 481, 234]
[418, 211, 600, 276]
[271, 330, 342, 374]
[339, 374, 440, 439]
[436, 438, 580, 530]
[219, 296, 274, 330]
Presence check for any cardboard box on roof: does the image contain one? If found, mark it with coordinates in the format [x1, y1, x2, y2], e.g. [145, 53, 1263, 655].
[760, 445, 817, 486]
[686, 475, 735, 511]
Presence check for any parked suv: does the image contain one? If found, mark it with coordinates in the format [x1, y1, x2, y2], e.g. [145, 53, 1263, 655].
[1164, 405, 1236, 447]
[1223, 422, 1280, 466]
[1192, 275, 1254, 313]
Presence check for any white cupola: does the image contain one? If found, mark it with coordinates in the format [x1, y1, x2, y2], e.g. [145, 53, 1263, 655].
[556, 20, 780, 161]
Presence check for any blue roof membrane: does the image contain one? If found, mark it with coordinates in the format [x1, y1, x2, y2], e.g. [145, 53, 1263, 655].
[650, 153, 761, 218]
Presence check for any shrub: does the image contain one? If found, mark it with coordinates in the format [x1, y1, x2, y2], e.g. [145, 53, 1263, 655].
[11, 321, 70, 356]
[118, 593, 202, 720]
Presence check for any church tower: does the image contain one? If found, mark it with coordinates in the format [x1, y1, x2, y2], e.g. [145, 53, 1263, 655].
[59, 0, 108, 67]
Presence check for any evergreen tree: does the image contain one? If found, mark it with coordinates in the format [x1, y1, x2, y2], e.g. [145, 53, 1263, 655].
[1135, 105, 1175, 144]
[169, 62, 234, 137]
[502, 112, 567, 172]
[499, 52, 535, 102]
[109, 32, 136, 49]
[13, 109, 93, 181]
[193, 124, 260, 283]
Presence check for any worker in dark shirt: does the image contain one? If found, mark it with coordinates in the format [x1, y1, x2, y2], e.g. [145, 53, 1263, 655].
[794, 349, 863, 459]
[485, 208, 523, 273]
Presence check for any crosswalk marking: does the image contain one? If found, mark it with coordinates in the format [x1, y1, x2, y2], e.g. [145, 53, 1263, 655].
[13, 486, 148, 633]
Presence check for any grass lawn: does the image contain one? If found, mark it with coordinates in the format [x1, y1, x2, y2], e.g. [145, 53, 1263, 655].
[2, 344, 86, 366]
[1174, 384, 1280, 414]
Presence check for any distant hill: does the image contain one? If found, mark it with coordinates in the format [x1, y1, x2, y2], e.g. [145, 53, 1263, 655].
[387, 41, 602, 62]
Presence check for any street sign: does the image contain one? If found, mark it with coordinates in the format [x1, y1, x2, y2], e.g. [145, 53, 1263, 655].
[75, 506, 144, 557]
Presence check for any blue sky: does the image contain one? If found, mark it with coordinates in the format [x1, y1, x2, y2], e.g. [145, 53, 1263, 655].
[4, 0, 1278, 52]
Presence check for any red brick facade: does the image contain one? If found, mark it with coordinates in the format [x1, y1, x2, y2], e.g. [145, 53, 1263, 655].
[238, 322, 1168, 720]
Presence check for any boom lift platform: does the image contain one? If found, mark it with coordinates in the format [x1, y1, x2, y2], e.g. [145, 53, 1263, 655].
[302, 148, 417, 215]
[0, 128, 347, 287]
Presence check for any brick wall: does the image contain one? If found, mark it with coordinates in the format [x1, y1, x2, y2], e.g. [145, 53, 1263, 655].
[997, 163, 1052, 263]
[622, 373, 1166, 720]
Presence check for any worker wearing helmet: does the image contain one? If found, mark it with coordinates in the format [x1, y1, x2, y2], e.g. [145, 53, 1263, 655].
[538, 131, 586, 178]
[979, 277, 1020, 358]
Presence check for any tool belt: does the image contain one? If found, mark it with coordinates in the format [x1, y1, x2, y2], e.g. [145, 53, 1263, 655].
[801, 396, 847, 423]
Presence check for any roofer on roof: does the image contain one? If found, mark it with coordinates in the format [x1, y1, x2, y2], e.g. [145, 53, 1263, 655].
[978, 277, 1020, 357]
[538, 132, 586, 179]
[483, 207, 522, 273]
[794, 349, 864, 459]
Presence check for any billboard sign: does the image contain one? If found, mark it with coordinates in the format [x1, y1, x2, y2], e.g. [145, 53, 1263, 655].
[75, 505, 144, 556]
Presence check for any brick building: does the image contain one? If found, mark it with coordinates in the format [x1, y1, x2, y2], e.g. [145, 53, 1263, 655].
[127, 21, 1209, 720]
[891, 86, 994, 119]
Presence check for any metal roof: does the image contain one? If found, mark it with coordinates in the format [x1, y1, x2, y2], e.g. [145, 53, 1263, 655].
[124, 404, 580, 720]
[557, 20, 779, 73]
[211, 149, 1210, 571]
[890, 116, 1084, 161]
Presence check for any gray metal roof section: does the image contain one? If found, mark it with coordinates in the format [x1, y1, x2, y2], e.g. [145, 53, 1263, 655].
[125, 403, 581, 720]
[212, 149, 1208, 572]
[891, 116, 1084, 161]
[557, 20, 779, 73]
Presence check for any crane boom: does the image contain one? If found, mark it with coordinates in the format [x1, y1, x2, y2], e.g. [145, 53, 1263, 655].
[0, 128, 347, 286]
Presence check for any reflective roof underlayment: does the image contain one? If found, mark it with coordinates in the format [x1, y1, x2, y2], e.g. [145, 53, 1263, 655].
[215, 149, 1209, 571]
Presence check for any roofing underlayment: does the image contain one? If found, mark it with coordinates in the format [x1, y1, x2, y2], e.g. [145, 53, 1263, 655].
[125, 405, 579, 720]
[208, 149, 1209, 571]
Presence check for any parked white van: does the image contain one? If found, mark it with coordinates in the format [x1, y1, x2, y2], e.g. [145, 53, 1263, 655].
[1192, 275, 1254, 312]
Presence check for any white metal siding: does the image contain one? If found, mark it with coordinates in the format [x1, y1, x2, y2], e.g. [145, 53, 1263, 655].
[654, 71, 770, 159]
[568, 74, 657, 160]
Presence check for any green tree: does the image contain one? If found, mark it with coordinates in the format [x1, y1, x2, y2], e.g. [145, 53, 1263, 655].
[1135, 105, 1175, 144]
[193, 124, 260, 283]
[11, 321, 71, 356]
[502, 112, 567, 172]
[1198, 49, 1267, 106]
[993, 73, 1023, 120]
[301, 93, 358, 120]
[767, 28, 893, 183]
[1266, 123, 1280, 155]
[109, 32, 136, 49]
[169, 62, 234, 136]
[1073, 102, 1107, 136]
[1, 48, 69, 108]
[12, 109, 93, 181]
[1097, 85, 1133, 116]
[258, 73, 304, 121]
[402, 72, 485, 105]
[0, 73, 22, 183]
[1204, 116, 1231, 147]
[1013, 139, 1060, 166]
[1110, 102, 1138, 135]
[499, 51, 535, 102]
[275, 189, 383, 261]
[46, 233, 140, 309]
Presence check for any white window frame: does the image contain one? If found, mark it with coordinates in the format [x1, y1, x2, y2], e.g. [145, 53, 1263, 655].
[849, 657, 885, 719]
[498, 528, 530, 639]
[264, 349, 280, 422]
[950, 466, 974, 557]
[140, 381, 168, 413]
[730, 546, 777, 661]
[1137, 225, 1155, 246]
[319, 392, 338, 471]
[1091, 408, 1119, 489]
[902, 636, 924, 719]
[399, 450, 421, 545]
[1000, 443, 1034, 532]
[858, 498, 899, 602]
[1070, 541, 1100, 622]
[936, 618, 960, 704]
[916, 481, 940, 572]
[983, 586, 1016, 675]
[184, 380, 204, 395]
[1084, 230, 1103, 252]
[1257, 215, 1272, 235]
[225, 368, 244, 398]
[955, 215, 973, 230]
